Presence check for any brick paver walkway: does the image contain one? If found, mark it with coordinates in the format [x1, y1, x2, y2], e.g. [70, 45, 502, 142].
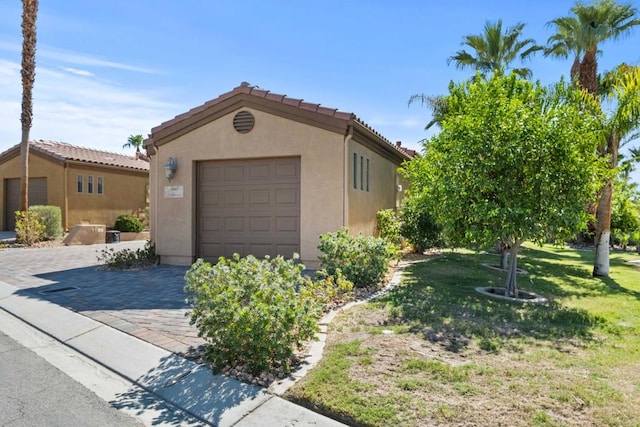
[0, 241, 205, 357]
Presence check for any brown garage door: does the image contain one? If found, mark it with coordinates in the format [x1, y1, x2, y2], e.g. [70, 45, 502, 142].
[4, 177, 48, 230]
[197, 157, 300, 261]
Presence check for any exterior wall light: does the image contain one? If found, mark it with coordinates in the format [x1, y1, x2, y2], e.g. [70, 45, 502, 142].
[164, 157, 177, 181]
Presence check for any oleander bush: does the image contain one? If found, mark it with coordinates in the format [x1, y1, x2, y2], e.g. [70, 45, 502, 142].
[185, 254, 350, 374]
[318, 228, 397, 288]
[113, 214, 144, 232]
[29, 205, 62, 239]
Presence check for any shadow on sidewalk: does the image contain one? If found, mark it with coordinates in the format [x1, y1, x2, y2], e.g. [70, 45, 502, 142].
[111, 353, 265, 426]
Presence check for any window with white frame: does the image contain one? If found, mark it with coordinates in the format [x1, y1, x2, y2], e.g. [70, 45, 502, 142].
[77, 175, 83, 193]
[97, 176, 104, 195]
[87, 176, 94, 194]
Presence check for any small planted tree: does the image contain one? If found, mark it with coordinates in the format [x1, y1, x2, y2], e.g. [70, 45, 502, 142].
[403, 73, 603, 297]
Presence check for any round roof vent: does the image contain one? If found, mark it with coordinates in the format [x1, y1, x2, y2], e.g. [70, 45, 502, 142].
[233, 110, 255, 133]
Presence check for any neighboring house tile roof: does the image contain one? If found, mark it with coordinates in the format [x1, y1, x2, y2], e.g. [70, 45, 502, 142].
[0, 140, 150, 171]
[149, 82, 413, 161]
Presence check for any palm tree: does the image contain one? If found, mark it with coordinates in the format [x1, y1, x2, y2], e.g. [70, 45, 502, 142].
[123, 134, 144, 153]
[546, 0, 640, 95]
[448, 19, 543, 79]
[19, 0, 38, 214]
[593, 65, 640, 276]
[407, 94, 448, 130]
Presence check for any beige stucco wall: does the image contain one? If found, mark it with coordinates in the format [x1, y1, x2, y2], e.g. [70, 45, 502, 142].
[0, 152, 65, 230]
[65, 163, 148, 230]
[347, 139, 404, 236]
[0, 151, 148, 231]
[150, 107, 346, 267]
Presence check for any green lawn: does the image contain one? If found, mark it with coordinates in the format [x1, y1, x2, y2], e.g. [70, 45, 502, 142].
[286, 245, 640, 426]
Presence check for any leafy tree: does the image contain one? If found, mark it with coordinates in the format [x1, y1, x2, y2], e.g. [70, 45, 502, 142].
[546, 0, 640, 94]
[402, 73, 602, 297]
[123, 134, 144, 153]
[448, 19, 542, 79]
[20, 0, 38, 214]
[592, 65, 640, 276]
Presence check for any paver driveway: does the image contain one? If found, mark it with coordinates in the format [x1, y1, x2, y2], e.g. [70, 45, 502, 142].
[0, 241, 205, 356]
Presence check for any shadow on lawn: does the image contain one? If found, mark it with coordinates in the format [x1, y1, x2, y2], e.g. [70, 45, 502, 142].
[376, 252, 608, 353]
[522, 246, 640, 301]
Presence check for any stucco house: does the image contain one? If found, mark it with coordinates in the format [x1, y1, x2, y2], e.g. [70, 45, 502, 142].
[146, 82, 413, 267]
[0, 140, 149, 231]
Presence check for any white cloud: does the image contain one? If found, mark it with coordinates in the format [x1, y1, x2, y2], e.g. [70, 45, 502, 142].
[60, 67, 93, 77]
[0, 59, 179, 154]
[0, 40, 157, 74]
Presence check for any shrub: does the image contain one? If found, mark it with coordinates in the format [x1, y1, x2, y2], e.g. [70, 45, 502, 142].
[96, 240, 158, 269]
[318, 228, 396, 288]
[114, 214, 144, 232]
[29, 205, 62, 239]
[400, 196, 442, 253]
[185, 254, 332, 374]
[14, 210, 45, 245]
[376, 209, 402, 244]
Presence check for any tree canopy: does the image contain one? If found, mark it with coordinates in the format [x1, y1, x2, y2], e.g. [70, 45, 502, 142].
[402, 73, 603, 296]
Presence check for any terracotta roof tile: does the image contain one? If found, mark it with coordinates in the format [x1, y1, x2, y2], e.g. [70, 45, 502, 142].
[21, 140, 150, 171]
[150, 82, 414, 159]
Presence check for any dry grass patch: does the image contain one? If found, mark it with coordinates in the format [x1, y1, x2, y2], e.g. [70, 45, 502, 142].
[286, 245, 640, 426]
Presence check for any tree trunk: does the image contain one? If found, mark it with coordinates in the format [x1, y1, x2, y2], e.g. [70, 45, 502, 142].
[579, 47, 598, 95]
[570, 56, 580, 84]
[505, 241, 522, 298]
[593, 181, 612, 277]
[593, 133, 619, 277]
[19, 0, 38, 215]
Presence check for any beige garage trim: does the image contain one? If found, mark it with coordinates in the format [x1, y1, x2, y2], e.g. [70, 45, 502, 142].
[4, 177, 47, 230]
[197, 157, 300, 261]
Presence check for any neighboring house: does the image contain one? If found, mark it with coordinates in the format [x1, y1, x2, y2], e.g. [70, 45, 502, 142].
[146, 82, 413, 267]
[0, 140, 149, 231]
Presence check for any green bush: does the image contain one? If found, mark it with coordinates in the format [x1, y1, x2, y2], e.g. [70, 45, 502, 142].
[185, 254, 335, 374]
[29, 205, 62, 239]
[400, 196, 442, 253]
[96, 240, 158, 269]
[113, 214, 144, 232]
[376, 209, 402, 244]
[14, 210, 45, 245]
[318, 228, 396, 288]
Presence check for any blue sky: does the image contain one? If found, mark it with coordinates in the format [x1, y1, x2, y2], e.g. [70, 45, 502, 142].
[1, 1, 639, 182]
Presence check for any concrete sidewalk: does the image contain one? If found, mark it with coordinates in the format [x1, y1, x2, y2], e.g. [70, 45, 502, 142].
[0, 242, 344, 426]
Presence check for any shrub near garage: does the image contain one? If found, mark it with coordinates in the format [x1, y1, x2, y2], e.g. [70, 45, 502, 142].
[29, 205, 62, 239]
[318, 228, 397, 288]
[113, 214, 144, 232]
[184, 254, 350, 375]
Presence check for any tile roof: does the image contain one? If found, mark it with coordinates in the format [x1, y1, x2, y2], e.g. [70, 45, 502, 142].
[150, 82, 413, 160]
[0, 140, 149, 171]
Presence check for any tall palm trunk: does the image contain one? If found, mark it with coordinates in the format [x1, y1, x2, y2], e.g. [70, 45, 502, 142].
[593, 133, 619, 277]
[579, 47, 598, 95]
[19, 0, 38, 215]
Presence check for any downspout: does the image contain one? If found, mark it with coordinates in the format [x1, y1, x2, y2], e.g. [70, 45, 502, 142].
[343, 127, 353, 227]
[63, 162, 69, 231]
[150, 139, 159, 247]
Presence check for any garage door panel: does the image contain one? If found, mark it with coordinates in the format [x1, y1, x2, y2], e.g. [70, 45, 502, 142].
[4, 177, 47, 231]
[197, 158, 300, 260]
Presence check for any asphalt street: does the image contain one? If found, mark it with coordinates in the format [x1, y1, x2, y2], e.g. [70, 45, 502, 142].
[0, 329, 144, 427]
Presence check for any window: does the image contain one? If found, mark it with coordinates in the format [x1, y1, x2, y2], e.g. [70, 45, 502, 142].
[97, 176, 104, 195]
[353, 153, 357, 189]
[366, 158, 370, 192]
[360, 156, 364, 190]
[87, 176, 93, 194]
[77, 175, 83, 193]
